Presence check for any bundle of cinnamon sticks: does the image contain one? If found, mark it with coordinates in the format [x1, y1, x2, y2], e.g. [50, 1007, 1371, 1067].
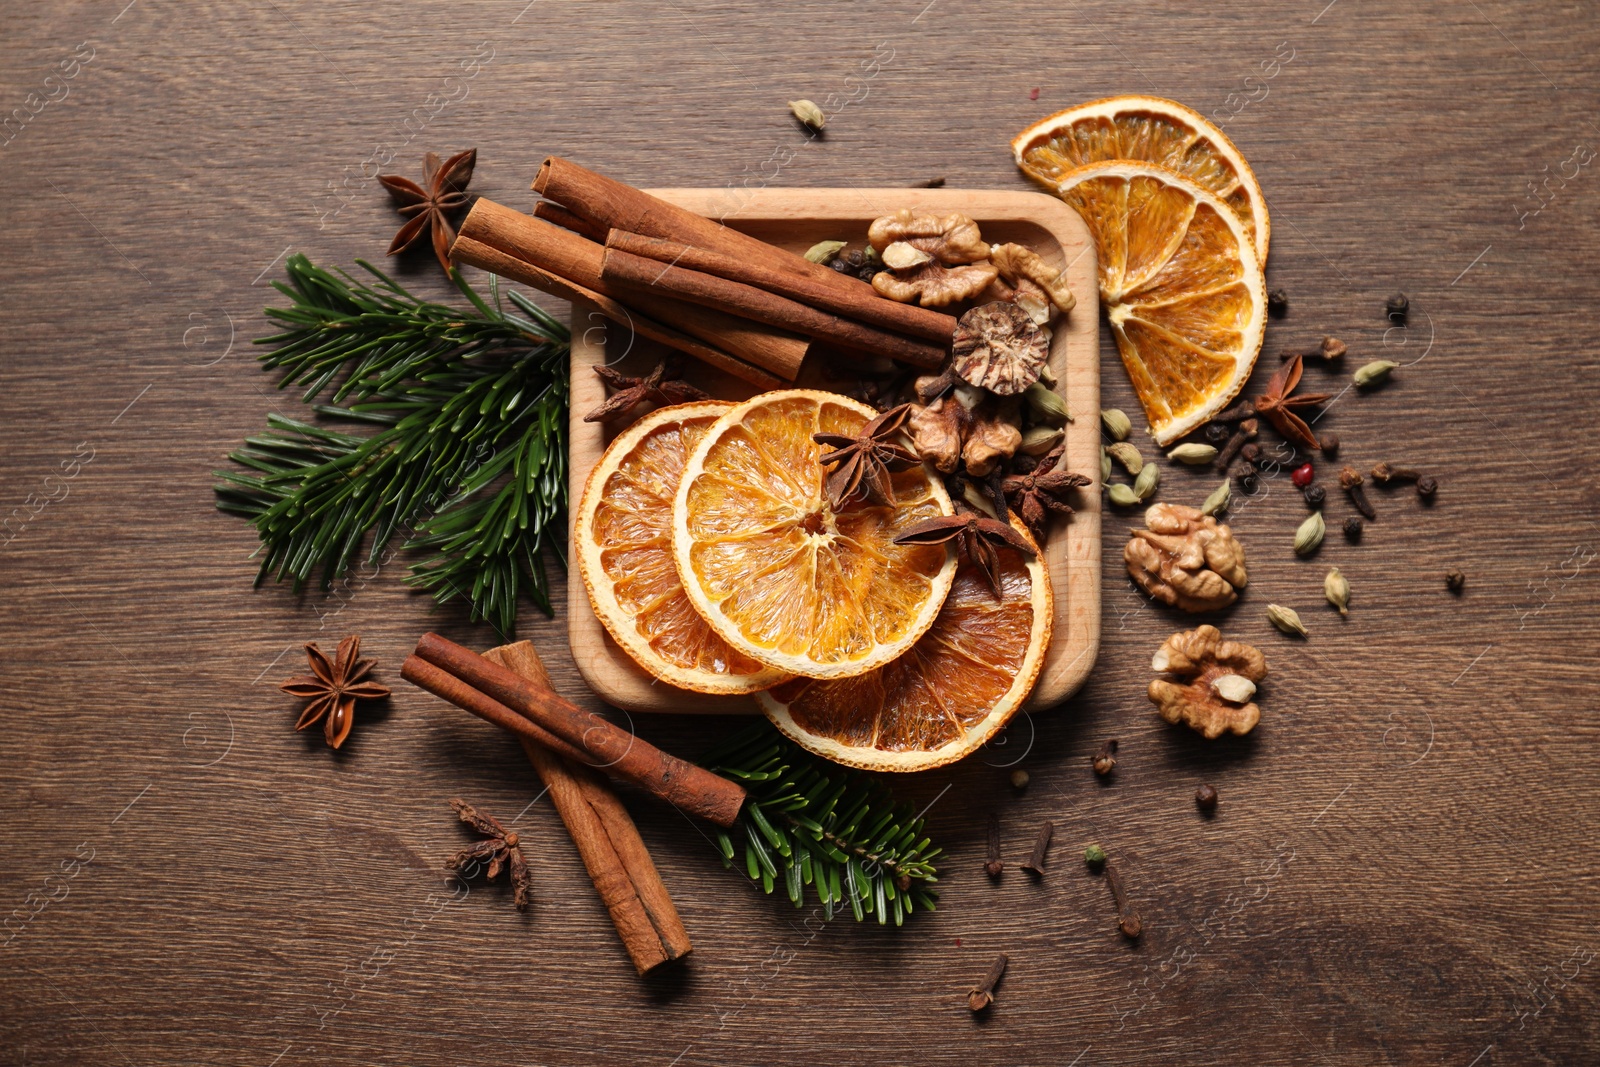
[447, 157, 958, 387]
[405, 633, 746, 974]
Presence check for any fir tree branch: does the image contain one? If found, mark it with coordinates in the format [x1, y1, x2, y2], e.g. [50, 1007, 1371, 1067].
[214, 254, 570, 636]
[700, 723, 941, 925]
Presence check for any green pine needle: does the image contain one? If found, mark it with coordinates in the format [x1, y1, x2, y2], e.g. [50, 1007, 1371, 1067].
[214, 254, 571, 636]
[701, 722, 941, 925]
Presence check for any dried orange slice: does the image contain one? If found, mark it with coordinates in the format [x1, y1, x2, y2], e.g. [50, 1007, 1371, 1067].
[576, 401, 788, 695]
[672, 390, 956, 680]
[1012, 95, 1270, 262]
[1054, 161, 1266, 446]
[756, 518, 1051, 772]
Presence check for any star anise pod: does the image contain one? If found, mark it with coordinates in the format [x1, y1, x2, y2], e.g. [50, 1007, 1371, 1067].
[1253, 354, 1330, 452]
[1001, 445, 1092, 545]
[813, 403, 920, 509]
[582, 359, 711, 424]
[893, 512, 1037, 598]
[445, 799, 531, 910]
[279, 634, 390, 749]
[378, 148, 477, 273]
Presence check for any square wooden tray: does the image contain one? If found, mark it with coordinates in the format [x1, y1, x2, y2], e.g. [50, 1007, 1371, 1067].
[566, 187, 1100, 714]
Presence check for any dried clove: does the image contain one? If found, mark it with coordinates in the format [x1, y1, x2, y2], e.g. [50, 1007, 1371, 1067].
[1370, 461, 1421, 485]
[985, 812, 1004, 878]
[1343, 515, 1364, 540]
[1216, 418, 1259, 470]
[1213, 398, 1256, 423]
[1386, 292, 1410, 321]
[1195, 784, 1219, 812]
[1239, 442, 1263, 468]
[967, 952, 1008, 1012]
[1104, 857, 1142, 939]
[1339, 466, 1376, 520]
[1267, 288, 1288, 316]
[1020, 821, 1054, 875]
[912, 176, 947, 188]
[1093, 739, 1118, 777]
[1279, 336, 1345, 363]
[1446, 569, 1466, 593]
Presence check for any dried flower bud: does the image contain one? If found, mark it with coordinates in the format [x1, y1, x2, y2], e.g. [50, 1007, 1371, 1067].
[1343, 516, 1364, 540]
[1239, 442, 1262, 466]
[1266, 603, 1308, 637]
[1106, 441, 1144, 475]
[1445, 569, 1466, 593]
[1293, 511, 1326, 556]
[1133, 463, 1161, 502]
[1212, 674, 1257, 703]
[1023, 381, 1072, 425]
[1168, 443, 1218, 465]
[788, 99, 826, 131]
[1100, 408, 1132, 441]
[803, 239, 847, 264]
[1325, 566, 1350, 615]
[1354, 359, 1399, 387]
[1084, 844, 1107, 867]
[1200, 480, 1231, 517]
[1020, 424, 1064, 455]
[1108, 483, 1141, 507]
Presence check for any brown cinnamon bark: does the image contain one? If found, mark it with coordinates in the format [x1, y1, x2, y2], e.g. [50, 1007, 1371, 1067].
[606, 229, 957, 345]
[533, 200, 608, 242]
[601, 246, 948, 369]
[453, 198, 807, 381]
[484, 642, 691, 975]
[410, 632, 747, 828]
[401, 654, 592, 765]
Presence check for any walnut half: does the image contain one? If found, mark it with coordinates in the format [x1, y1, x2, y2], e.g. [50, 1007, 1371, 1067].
[1148, 626, 1267, 739]
[1124, 503, 1248, 612]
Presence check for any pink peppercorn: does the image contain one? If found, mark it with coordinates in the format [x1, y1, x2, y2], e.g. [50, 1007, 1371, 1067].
[1291, 462, 1314, 488]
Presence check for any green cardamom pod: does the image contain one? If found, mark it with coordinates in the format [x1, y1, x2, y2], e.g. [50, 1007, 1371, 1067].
[1168, 443, 1218, 465]
[1106, 441, 1143, 475]
[1100, 408, 1131, 442]
[1325, 567, 1350, 616]
[1020, 424, 1065, 456]
[1353, 359, 1399, 387]
[788, 99, 826, 131]
[1267, 603, 1308, 637]
[803, 239, 847, 264]
[1107, 483, 1141, 507]
[1100, 445, 1112, 482]
[1293, 511, 1325, 556]
[1133, 463, 1161, 501]
[1024, 382, 1072, 426]
[1200, 480, 1231, 516]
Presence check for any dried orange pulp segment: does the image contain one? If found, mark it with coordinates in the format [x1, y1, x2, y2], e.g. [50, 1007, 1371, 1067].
[1012, 95, 1270, 263]
[1054, 161, 1266, 446]
[672, 390, 956, 681]
[576, 401, 789, 695]
[756, 518, 1051, 772]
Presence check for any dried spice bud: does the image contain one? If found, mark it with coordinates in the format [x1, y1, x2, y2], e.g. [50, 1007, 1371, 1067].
[803, 239, 847, 264]
[1266, 603, 1308, 638]
[1216, 418, 1259, 470]
[1149, 625, 1267, 739]
[1101, 408, 1132, 441]
[1293, 511, 1326, 556]
[1195, 784, 1219, 812]
[1343, 516, 1364, 540]
[1370, 461, 1422, 485]
[1321, 336, 1348, 361]
[280, 634, 391, 749]
[1339, 466, 1376, 520]
[1354, 359, 1399, 387]
[1303, 484, 1326, 508]
[1106, 860, 1141, 940]
[788, 98, 826, 131]
[445, 799, 531, 910]
[1023, 381, 1072, 425]
[967, 953, 1008, 1013]
[985, 812, 1004, 878]
[1106, 441, 1144, 476]
[1267, 288, 1288, 316]
[1214, 399, 1256, 423]
[1200, 480, 1231, 517]
[1325, 566, 1350, 615]
[1239, 442, 1263, 467]
[1168, 443, 1218, 465]
[1446, 569, 1466, 593]
[1021, 821, 1054, 875]
[1092, 738, 1118, 777]
[1386, 292, 1410, 321]
[1133, 463, 1161, 502]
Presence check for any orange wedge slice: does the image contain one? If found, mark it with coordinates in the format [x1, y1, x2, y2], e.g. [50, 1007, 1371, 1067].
[756, 518, 1051, 772]
[1012, 94, 1270, 263]
[576, 401, 789, 695]
[1053, 161, 1266, 445]
[672, 390, 956, 680]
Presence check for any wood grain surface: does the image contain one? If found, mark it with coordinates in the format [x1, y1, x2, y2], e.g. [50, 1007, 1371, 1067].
[566, 186, 1100, 713]
[3, 3, 1598, 1064]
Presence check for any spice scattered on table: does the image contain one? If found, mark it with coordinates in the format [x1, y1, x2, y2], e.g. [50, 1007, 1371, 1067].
[1255, 353, 1329, 452]
[445, 798, 531, 910]
[968, 952, 1008, 1012]
[378, 148, 477, 272]
[1325, 567, 1351, 615]
[1100, 852, 1142, 939]
[279, 634, 390, 750]
[1267, 603, 1308, 638]
[1093, 739, 1118, 777]
[1195, 784, 1219, 812]
[1343, 515, 1364, 541]
[1446, 569, 1466, 593]
[1340, 466, 1376, 520]
[584, 358, 710, 424]
[1010, 770, 1031, 791]
[815, 402, 920, 508]
[1293, 511, 1325, 557]
[986, 812, 1004, 878]
[1267, 288, 1288, 316]
[1385, 292, 1409, 322]
[1148, 625, 1266, 738]
[1020, 821, 1054, 875]
[788, 98, 825, 132]
[1354, 359, 1399, 388]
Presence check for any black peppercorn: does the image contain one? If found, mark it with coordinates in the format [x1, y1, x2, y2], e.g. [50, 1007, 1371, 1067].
[1204, 422, 1232, 446]
[829, 257, 852, 274]
[1303, 484, 1326, 508]
[1343, 516, 1364, 540]
[1268, 289, 1288, 317]
[858, 265, 884, 282]
[1319, 432, 1340, 458]
[1195, 784, 1219, 812]
[1236, 471, 1260, 495]
[1416, 475, 1438, 498]
[1011, 452, 1038, 474]
[843, 249, 865, 268]
[1386, 292, 1409, 321]
[1446, 569, 1466, 593]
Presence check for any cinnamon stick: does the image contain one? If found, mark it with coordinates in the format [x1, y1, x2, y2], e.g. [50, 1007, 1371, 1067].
[410, 632, 747, 828]
[606, 229, 957, 346]
[454, 199, 807, 382]
[401, 654, 592, 765]
[450, 235, 782, 390]
[601, 246, 948, 369]
[533, 200, 608, 242]
[485, 642, 690, 975]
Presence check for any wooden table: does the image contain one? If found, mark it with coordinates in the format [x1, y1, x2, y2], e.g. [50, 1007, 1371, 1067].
[3, 3, 1596, 1063]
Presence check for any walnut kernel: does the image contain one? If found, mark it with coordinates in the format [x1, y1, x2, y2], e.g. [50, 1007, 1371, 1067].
[1148, 625, 1268, 739]
[1124, 503, 1248, 612]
